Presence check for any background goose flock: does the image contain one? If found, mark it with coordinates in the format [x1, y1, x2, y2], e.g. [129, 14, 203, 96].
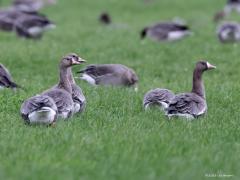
[0, 0, 239, 179]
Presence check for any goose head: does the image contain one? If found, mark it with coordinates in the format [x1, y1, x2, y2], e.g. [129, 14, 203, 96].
[140, 27, 148, 39]
[61, 53, 86, 68]
[99, 12, 111, 24]
[195, 61, 216, 72]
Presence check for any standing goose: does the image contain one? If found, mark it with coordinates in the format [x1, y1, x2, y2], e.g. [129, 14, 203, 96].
[143, 88, 175, 110]
[0, 64, 21, 90]
[166, 61, 216, 119]
[141, 21, 191, 41]
[20, 95, 57, 125]
[77, 64, 138, 90]
[42, 53, 85, 119]
[217, 22, 240, 43]
[67, 57, 86, 114]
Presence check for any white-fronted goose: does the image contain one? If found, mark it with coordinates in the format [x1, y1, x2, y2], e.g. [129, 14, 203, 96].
[20, 95, 57, 125]
[141, 21, 191, 41]
[143, 88, 175, 110]
[166, 61, 216, 119]
[77, 64, 138, 90]
[67, 54, 86, 114]
[217, 22, 240, 43]
[13, 0, 57, 12]
[0, 64, 21, 89]
[42, 53, 85, 119]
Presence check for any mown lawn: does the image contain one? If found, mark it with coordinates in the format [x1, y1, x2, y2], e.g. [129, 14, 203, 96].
[0, 0, 240, 179]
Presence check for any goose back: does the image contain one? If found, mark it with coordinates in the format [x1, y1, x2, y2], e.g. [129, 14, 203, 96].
[20, 95, 57, 124]
[143, 88, 175, 110]
[166, 93, 207, 119]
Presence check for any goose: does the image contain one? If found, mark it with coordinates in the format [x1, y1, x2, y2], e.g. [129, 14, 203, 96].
[166, 61, 216, 119]
[140, 21, 191, 41]
[20, 95, 57, 125]
[77, 64, 138, 91]
[13, 0, 57, 12]
[0, 8, 55, 39]
[0, 64, 21, 90]
[68, 60, 86, 114]
[217, 22, 240, 43]
[143, 88, 175, 110]
[99, 12, 111, 25]
[42, 53, 85, 119]
[14, 12, 55, 39]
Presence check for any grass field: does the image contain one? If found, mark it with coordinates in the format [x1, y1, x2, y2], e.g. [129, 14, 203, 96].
[1, 0, 240, 179]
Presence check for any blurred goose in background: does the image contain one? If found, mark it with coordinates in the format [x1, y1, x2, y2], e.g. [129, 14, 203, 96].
[0, 7, 55, 39]
[42, 53, 85, 119]
[214, 0, 240, 22]
[13, 0, 57, 12]
[77, 64, 138, 91]
[217, 22, 240, 43]
[224, 0, 240, 14]
[0, 64, 21, 90]
[67, 54, 86, 114]
[14, 12, 55, 39]
[143, 89, 175, 110]
[141, 21, 191, 41]
[20, 95, 57, 125]
[99, 12, 111, 25]
[166, 61, 216, 119]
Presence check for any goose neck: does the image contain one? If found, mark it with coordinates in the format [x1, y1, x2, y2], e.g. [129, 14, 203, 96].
[191, 69, 205, 99]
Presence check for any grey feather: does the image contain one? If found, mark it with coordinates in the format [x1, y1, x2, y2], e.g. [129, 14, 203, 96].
[143, 88, 175, 109]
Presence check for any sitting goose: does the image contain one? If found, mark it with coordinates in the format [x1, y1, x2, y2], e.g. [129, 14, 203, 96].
[13, 0, 57, 12]
[141, 21, 191, 41]
[20, 95, 57, 125]
[77, 64, 138, 90]
[14, 12, 55, 39]
[42, 53, 85, 119]
[217, 22, 240, 43]
[0, 64, 21, 90]
[67, 55, 86, 114]
[143, 88, 175, 110]
[166, 61, 216, 119]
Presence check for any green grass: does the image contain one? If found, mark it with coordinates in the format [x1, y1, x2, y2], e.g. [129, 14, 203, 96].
[1, 0, 240, 179]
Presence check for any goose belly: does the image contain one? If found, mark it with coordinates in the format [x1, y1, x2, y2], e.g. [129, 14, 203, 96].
[73, 103, 81, 113]
[28, 27, 43, 36]
[80, 74, 96, 85]
[28, 107, 56, 124]
[0, 86, 5, 90]
[167, 31, 188, 41]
